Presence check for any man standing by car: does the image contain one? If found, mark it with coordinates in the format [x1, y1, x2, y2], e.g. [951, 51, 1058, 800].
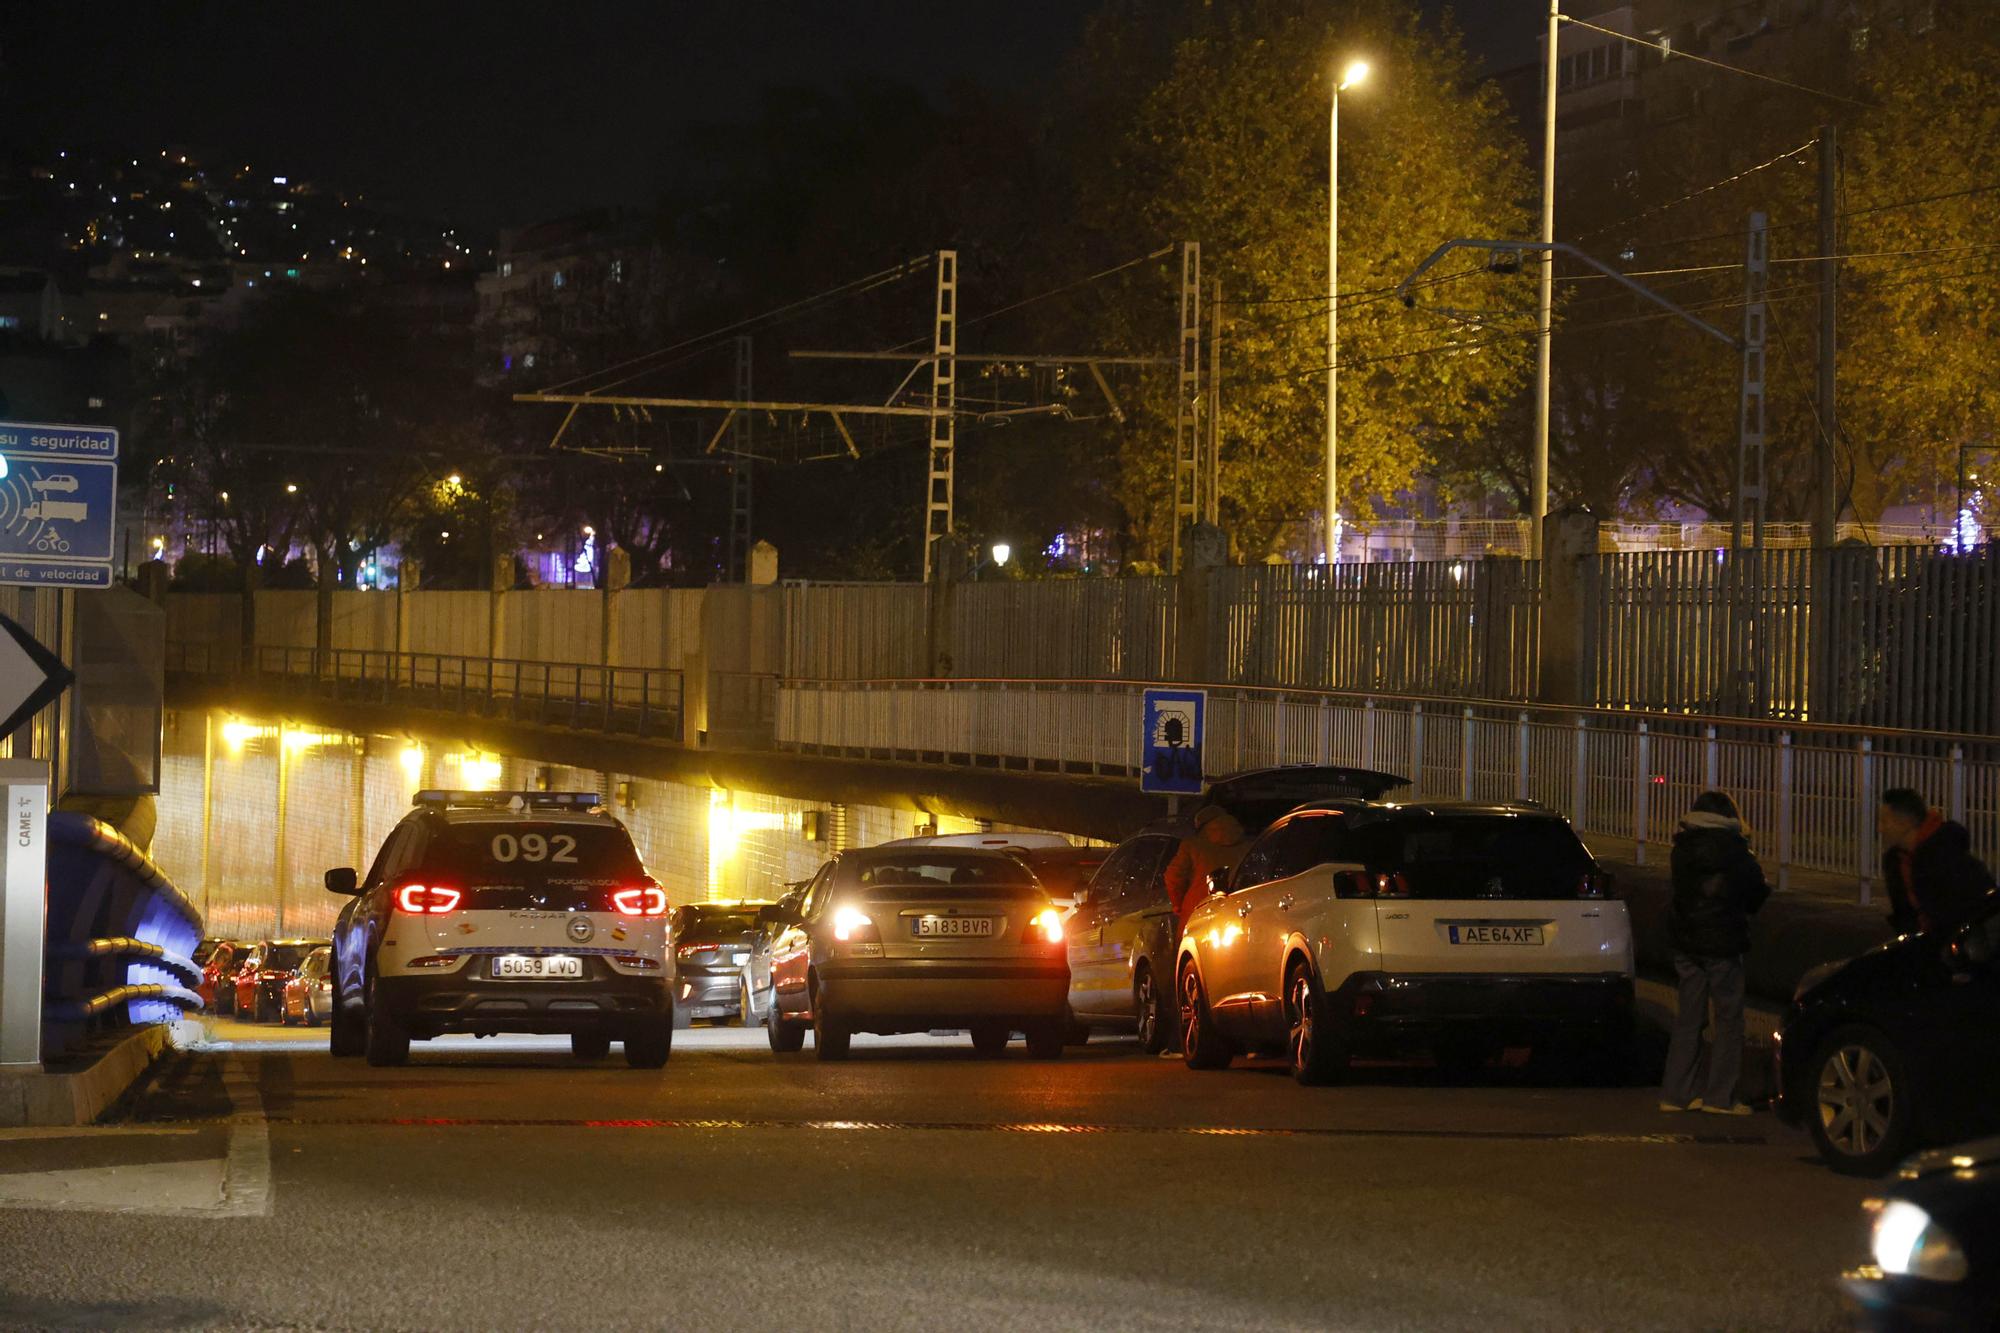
[1661, 790, 1771, 1116]
[1162, 806, 1248, 927]
[1879, 787, 1996, 936]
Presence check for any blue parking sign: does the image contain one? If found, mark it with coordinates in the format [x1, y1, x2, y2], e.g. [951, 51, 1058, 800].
[1141, 688, 1205, 795]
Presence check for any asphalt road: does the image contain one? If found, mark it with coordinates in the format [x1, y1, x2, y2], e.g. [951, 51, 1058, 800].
[0, 1018, 1876, 1332]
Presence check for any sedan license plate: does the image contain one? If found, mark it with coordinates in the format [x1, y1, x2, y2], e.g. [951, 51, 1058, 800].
[492, 954, 583, 979]
[913, 916, 997, 938]
[1447, 924, 1544, 946]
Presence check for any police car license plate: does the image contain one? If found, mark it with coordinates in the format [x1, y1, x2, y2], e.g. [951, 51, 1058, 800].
[492, 955, 583, 979]
[914, 916, 996, 938]
[1447, 924, 1544, 946]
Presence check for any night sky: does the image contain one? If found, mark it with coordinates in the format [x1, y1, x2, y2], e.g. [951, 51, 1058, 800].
[9, 1, 1530, 231]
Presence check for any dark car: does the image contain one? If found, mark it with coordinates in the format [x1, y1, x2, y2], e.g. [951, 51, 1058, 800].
[673, 902, 774, 1025]
[200, 940, 245, 1013]
[1841, 1137, 2000, 1328]
[1066, 766, 1406, 1052]
[1776, 890, 2000, 1175]
[247, 939, 329, 1023]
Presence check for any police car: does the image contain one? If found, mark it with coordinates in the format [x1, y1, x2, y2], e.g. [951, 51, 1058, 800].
[324, 790, 674, 1068]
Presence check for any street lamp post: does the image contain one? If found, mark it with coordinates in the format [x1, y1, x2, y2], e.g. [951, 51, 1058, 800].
[1326, 59, 1370, 564]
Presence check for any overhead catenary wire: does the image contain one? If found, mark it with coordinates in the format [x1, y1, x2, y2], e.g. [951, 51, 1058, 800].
[1573, 138, 1820, 243]
[535, 254, 932, 397]
[1562, 16, 1878, 110]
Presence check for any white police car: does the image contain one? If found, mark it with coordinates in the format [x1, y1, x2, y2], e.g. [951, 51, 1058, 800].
[325, 790, 674, 1068]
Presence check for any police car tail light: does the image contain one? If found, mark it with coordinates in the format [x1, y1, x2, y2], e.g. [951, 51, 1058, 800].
[395, 884, 462, 914]
[1029, 908, 1065, 945]
[832, 904, 879, 943]
[611, 886, 669, 917]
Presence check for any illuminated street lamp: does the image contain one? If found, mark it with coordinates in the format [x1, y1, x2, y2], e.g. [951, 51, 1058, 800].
[1325, 57, 1371, 564]
[990, 542, 1011, 568]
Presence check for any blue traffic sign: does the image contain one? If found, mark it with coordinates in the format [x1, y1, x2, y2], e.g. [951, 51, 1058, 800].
[1140, 687, 1206, 796]
[0, 422, 120, 589]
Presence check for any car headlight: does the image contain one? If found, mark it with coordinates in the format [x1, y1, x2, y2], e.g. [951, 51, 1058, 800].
[1869, 1199, 1969, 1283]
[1792, 959, 1846, 1004]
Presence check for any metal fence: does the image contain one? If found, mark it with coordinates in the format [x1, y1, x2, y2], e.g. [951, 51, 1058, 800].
[951, 578, 1176, 680]
[774, 677, 2000, 889]
[1212, 560, 1540, 697]
[167, 644, 685, 741]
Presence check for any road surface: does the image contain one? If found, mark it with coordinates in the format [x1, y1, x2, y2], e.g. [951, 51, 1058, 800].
[0, 1019, 1872, 1331]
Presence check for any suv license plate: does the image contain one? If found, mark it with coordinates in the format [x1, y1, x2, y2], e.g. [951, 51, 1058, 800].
[492, 955, 583, 979]
[1447, 924, 1544, 946]
[914, 916, 997, 938]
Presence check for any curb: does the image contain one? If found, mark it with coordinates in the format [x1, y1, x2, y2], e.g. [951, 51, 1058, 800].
[0, 1022, 187, 1127]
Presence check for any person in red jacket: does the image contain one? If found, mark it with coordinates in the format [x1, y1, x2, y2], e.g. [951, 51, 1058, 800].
[1878, 787, 1996, 935]
[1162, 806, 1249, 927]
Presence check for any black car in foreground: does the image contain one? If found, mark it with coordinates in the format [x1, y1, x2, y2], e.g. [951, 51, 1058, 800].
[1776, 890, 2000, 1174]
[1841, 1137, 2000, 1329]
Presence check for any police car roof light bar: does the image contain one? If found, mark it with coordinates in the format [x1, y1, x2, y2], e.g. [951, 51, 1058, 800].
[412, 790, 603, 809]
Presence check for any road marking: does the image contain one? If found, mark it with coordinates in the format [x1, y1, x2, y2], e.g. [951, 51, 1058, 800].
[177, 1114, 1765, 1147]
[0, 1057, 271, 1216]
[216, 1055, 272, 1217]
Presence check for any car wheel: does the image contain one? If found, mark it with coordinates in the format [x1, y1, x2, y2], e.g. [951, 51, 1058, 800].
[1286, 964, 1345, 1087]
[813, 1008, 851, 1062]
[767, 998, 807, 1054]
[1024, 1020, 1064, 1060]
[969, 1023, 1010, 1057]
[571, 1031, 611, 1061]
[363, 982, 411, 1067]
[254, 993, 272, 1024]
[1178, 963, 1233, 1071]
[302, 997, 319, 1028]
[625, 1015, 673, 1069]
[329, 987, 365, 1058]
[1809, 1025, 1918, 1176]
[1134, 965, 1169, 1055]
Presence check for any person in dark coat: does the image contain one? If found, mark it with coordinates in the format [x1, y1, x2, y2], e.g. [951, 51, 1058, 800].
[1878, 787, 1996, 936]
[1660, 790, 1771, 1116]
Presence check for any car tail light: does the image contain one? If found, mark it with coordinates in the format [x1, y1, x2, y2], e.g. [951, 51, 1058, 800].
[1029, 908, 1064, 946]
[832, 904, 878, 944]
[675, 942, 713, 960]
[612, 885, 669, 917]
[1577, 871, 1616, 899]
[1332, 870, 1411, 899]
[395, 884, 462, 914]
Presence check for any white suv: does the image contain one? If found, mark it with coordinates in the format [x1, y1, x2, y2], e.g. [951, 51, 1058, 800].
[325, 791, 673, 1068]
[1176, 800, 1633, 1085]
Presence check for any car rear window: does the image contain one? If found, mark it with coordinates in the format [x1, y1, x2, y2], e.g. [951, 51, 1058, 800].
[262, 943, 315, 971]
[848, 853, 1040, 899]
[1350, 815, 1593, 899]
[432, 822, 643, 885]
[678, 909, 760, 939]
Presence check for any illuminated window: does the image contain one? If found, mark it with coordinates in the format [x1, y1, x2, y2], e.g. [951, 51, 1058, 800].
[500, 260, 513, 277]
[551, 270, 565, 289]
[610, 258, 624, 283]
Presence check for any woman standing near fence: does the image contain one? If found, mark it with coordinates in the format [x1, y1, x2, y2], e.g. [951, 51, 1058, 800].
[1660, 790, 1772, 1116]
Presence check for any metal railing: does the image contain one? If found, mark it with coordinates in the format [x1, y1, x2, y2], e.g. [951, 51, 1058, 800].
[167, 643, 685, 742]
[775, 676, 2000, 890]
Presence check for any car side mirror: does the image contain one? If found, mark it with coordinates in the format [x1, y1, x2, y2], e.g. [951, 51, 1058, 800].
[1206, 868, 1231, 897]
[758, 903, 799, 927]
[1072, 887, 1092, 907]
[324, 867, 359, 896]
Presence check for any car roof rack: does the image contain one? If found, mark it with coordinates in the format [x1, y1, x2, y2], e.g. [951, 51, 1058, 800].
[412, 790, 603, 811]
